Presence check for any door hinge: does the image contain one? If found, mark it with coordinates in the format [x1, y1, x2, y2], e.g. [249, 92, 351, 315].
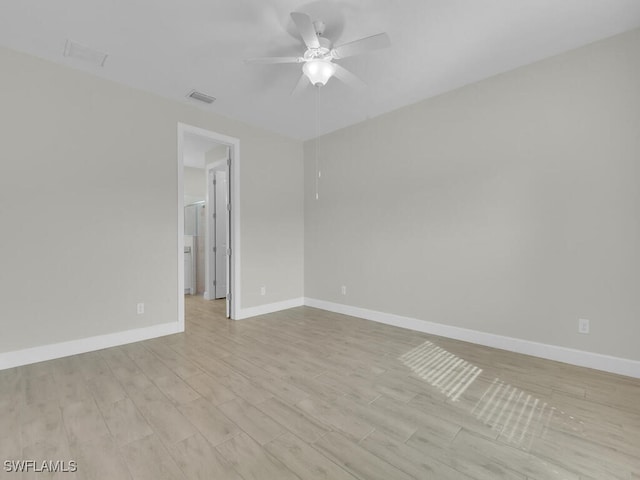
[213, 213, 216, 219]
[226, 247, 231, 256]
[213, 280, 216, 286]
[227, 203, 231, 212]
[226, 157, 231, 167]
[213, 179, 217, 185]
[213, 246, 216, 253]
[226, 292, 232, 301]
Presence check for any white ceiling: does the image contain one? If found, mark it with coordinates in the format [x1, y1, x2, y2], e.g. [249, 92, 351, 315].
[2, 1, 640, 140]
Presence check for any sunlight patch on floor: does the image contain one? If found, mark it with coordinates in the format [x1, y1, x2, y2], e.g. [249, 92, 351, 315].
[400, 340, 584, 452]
[399, 340, 482, 402]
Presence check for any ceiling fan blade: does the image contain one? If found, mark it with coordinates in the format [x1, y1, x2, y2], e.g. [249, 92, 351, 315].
[332, 64, 366, 89]
[291, 73, 309, 96]
[245, 56, 302, 65]
[332, 32, 391, 59]
[291, 12, 320, 49]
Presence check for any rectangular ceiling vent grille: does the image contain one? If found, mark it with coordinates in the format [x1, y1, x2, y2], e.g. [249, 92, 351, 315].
[63, 40, 108, 67]
[187, 90, 216, 104]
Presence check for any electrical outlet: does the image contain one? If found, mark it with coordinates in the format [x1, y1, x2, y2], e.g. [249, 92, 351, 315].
[578, 318, 590, 334]
[137, 303, 144, 315]
[260, 286, 266, 296]
[341, 285, 347, 295]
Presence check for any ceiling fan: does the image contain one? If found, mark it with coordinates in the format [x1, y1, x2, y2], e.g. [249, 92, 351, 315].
[246, 11, 390, 93]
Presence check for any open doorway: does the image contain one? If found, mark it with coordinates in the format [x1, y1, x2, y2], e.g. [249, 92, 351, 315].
[177, 123, 240, 328]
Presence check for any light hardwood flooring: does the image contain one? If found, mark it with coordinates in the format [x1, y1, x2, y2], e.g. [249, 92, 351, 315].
[1, 295, 639, 479]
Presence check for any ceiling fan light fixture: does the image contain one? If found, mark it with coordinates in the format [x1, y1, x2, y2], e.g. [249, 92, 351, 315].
[303, 60, 336, 87]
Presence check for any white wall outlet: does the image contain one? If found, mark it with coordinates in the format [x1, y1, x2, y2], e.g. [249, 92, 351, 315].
[260, 286, 266, 296]
[137, 303, 144, 315]
[578, 318, 590, 334]
[341, 285, 347, 295]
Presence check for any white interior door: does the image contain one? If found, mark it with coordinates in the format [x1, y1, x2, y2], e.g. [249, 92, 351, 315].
[214, 170, 228, 299]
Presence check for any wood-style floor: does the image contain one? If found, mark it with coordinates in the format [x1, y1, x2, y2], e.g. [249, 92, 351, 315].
[1, 295, 639, 479]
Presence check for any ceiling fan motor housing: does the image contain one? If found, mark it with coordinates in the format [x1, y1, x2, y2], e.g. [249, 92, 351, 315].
[303, 36, 333, 61]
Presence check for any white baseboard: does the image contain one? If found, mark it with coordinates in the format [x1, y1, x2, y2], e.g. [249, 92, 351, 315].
[236, 297, 305, 320]
[304, 298, 640, 379]
[0, 322, 182, 371]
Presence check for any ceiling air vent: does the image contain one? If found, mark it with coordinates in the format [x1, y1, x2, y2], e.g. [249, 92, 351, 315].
[63, 40, 108, 67]
[187, 90, 216, 104]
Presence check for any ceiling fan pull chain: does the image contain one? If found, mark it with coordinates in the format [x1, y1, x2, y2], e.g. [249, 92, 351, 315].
[315, 85, 320, 200]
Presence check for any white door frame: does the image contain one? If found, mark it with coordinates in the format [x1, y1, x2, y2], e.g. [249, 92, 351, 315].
[177, 123, 240, 327]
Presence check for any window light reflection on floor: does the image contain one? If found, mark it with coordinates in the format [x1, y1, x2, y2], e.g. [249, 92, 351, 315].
[400, 340, 584, 451]
[399, 340, 483, 402]
[471, 378, 555, 450]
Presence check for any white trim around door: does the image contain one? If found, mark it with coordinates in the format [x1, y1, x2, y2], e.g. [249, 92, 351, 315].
[177, 123, 241, 324]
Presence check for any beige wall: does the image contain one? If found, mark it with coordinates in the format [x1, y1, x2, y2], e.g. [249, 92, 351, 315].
[183, 166, 206, 204]
[304, 29, 640, 361]
[0, 46, 304, 353]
